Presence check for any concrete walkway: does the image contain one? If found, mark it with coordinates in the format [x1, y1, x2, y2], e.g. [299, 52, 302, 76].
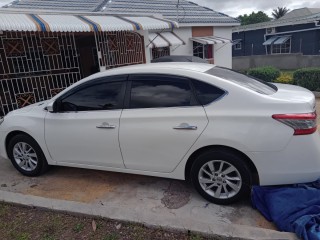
[0, 157, 296, 240]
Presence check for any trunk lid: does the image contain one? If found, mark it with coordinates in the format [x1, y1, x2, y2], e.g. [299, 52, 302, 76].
[270, 83, 316, 111]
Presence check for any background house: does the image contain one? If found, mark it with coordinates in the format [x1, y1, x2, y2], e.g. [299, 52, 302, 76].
[232, 8, 320, 70]
[3, 0, 239, 68]
[0, 0, 239, 116]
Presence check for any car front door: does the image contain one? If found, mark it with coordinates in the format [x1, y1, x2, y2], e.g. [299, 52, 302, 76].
[45, 75, 126, 168]
[119, 74, 209, 173]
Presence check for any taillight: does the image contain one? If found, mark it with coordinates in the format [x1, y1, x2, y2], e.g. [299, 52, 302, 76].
[272, 112, 318, 135]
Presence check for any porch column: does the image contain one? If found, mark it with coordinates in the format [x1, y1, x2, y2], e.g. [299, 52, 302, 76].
[137, 30, 151, 63]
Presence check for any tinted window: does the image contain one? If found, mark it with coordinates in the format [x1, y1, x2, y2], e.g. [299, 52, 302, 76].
[130, 75, 196, 109]
[192, 80, 226, 105]
[61, 82, 123, 111]
[205, 67, 277, 95]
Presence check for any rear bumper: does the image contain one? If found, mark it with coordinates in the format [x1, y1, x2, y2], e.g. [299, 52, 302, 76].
[0, 131, 8, 159]
[251, 131, 320, 186]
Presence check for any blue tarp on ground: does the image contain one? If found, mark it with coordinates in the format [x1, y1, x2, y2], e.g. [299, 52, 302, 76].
[251, 180, 320, 240]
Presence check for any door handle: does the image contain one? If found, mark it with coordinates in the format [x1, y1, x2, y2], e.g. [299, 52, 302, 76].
[173, 123, 197, 130]
[96, 122, 116, 129]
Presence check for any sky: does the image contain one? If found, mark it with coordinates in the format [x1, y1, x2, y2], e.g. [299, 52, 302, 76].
[189, 0, 320, 17]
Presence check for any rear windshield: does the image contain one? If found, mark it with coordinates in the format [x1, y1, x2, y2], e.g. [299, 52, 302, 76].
[205, 67, 277, 95]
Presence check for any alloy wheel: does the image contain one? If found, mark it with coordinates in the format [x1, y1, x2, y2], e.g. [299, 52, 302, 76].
[198, 160, 242, 199]
[13, 142, 38, 172]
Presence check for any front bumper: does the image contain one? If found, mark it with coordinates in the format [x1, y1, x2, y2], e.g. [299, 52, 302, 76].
[0, 131, 8, 159]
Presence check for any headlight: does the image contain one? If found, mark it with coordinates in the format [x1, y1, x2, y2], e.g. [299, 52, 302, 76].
[0, 117, 4, 125]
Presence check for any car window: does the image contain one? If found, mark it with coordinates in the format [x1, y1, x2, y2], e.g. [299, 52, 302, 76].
[205, 67, 277, 95]
[192, 80, 226, 105]
[60, 82, 124, 112]
[129, 75, 197, 109]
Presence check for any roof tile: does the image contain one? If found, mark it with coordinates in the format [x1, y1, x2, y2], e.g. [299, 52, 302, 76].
[3, 0, 239, 25]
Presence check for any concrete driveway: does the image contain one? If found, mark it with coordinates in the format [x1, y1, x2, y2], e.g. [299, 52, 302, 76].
[3, 98, 318, 239]
[0, 156, 297, 239]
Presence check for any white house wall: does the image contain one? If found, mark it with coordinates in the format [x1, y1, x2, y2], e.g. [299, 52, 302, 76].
[148, 26, 233, 69]
[138, 30, 151, 63]
[213, 27, 232, 68]
[171, 27, 193, 56]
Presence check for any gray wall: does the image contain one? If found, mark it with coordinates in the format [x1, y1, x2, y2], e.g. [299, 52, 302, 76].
[233, 54, 320, 70]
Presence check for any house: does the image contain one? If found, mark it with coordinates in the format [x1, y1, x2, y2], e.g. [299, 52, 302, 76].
[232, 8, 320, 57]
[98, 0, 239, 67]
[0, 0, 239, 116]
[4, 0, 240, 67]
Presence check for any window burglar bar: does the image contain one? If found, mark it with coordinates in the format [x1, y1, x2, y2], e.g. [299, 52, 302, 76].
[94, 31, 145, 70]
[0, 31, 81, 117]
[152, 47, 170, 60]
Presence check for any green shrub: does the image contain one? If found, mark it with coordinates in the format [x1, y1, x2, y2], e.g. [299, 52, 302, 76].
[273, 72, 294, 84]
[293, 68, 320, 91]
[247, 66, 281, 82]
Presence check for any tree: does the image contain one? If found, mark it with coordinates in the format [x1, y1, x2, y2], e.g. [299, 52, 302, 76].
[272, 7, 290, 19]
[237, 11, 271, 25]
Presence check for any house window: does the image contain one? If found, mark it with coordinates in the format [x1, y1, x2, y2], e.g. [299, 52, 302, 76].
[234, 42, 242, 50]
[271, 39, 291, 54]
[152, 47, 170, 60]
[193, 42, 213, 60]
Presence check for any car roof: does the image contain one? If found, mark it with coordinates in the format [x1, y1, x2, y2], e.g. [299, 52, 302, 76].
[87, 62, 215, 80]
[151, 55, 208, 63]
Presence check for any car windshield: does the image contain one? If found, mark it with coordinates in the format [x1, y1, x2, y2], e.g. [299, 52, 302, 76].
[205, 67, 277, 95]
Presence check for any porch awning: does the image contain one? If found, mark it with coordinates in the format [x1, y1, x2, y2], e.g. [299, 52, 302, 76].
[190, 36, 232, 45]
[0, 13, 179, 32]
[148, 32, 185, 48]
[273, 35, 291, 45]
[263, 36, 279, 45]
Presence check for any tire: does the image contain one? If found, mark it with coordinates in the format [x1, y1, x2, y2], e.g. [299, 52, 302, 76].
[7, 134, 48, 177]
[190, 150, 252, 205]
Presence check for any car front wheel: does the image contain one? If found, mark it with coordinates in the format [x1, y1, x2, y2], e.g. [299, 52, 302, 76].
[191, 150, 252, 205]
[7, 134, 48, 176]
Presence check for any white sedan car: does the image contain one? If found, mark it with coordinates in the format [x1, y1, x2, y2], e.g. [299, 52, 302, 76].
[0, 63, 319, 205]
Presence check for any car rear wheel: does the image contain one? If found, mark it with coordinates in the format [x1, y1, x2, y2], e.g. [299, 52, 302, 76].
[8, 134, 48, 176]
[191, 150, 252, 205]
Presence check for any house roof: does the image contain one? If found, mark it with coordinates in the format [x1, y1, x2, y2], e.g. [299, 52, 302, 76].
[2, 0, 240, 25]
[280, 8, 320, 20]
[233, 8, 320, 32]
[0, 12, 178, 32]
[4, 0, 105, 12]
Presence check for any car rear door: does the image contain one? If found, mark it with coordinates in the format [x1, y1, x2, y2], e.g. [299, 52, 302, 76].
[45, 75, 127, 168]
[119, 74, 208, 173]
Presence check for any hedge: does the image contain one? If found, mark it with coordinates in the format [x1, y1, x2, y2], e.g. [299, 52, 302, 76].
[293, 68, 320, 91]
[247, 66, 281, 82]
[273, 72, 294, 85]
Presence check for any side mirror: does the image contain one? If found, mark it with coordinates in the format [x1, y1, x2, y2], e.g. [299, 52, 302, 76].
[45, 101, 56, 113]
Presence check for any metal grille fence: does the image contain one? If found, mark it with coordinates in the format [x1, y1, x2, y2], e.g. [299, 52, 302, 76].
[0, 31, 81, 116]
[95, 31, 145, 70]
[151, 47, 170, 60]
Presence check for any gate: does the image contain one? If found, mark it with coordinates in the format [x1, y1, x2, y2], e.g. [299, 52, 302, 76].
[0, 31, 81, 116]
[95, 31, 145, 70]
[0, 30, 146, 117]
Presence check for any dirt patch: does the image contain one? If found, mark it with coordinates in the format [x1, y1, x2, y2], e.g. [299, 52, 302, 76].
[21, 167, 151, 203]
[161, 181, 191, 209]
[0, 202, 217, 240]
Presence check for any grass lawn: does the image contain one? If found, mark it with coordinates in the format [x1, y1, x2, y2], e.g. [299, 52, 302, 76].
[0, 203, 217, 240]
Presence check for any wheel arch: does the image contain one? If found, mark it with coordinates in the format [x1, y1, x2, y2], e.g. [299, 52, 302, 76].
[185, 145, 260, 185]
[5, 130, 36, 154]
